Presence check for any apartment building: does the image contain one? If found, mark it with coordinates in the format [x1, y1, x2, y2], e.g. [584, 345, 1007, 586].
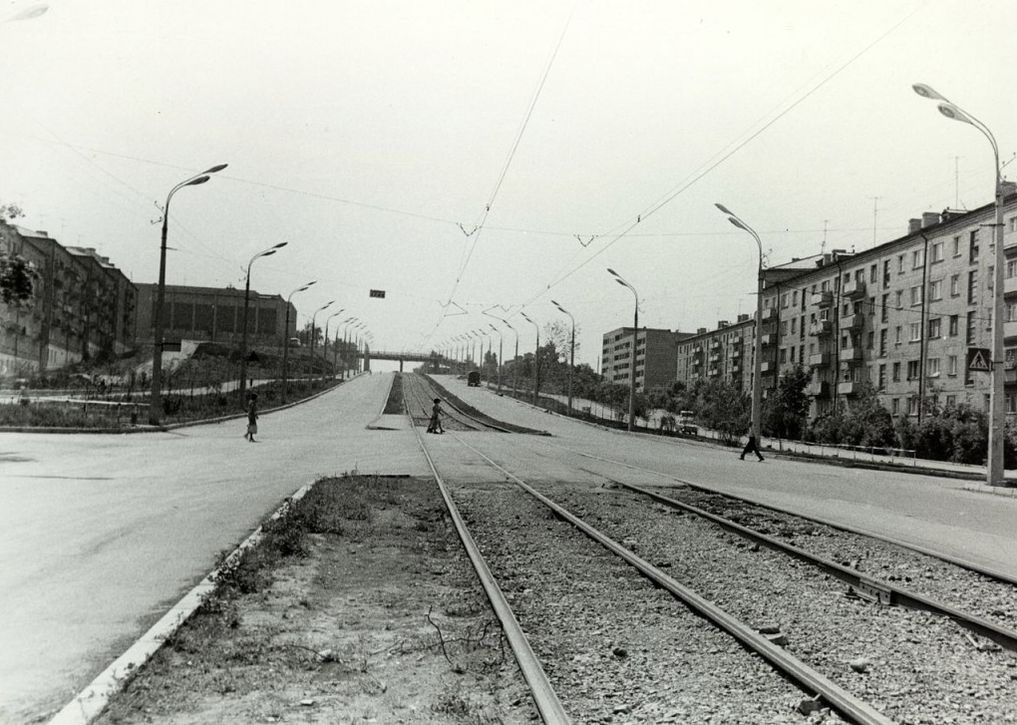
[675, 315, 754, 390]
[0, 223, 137, 376]
[133, 283, 297, 349]
[757, 190, 1017, 419]
[601, 327, 692, 394]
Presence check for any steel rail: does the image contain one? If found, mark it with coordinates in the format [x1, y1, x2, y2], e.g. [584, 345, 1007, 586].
[448, 435, 894, 725]
[534, 437, 1017, 588]
[408, 374, 513, 433]
[409, 395, 572, 724]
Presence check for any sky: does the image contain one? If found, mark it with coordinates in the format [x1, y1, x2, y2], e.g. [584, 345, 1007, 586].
[3, 0, 1017, 370]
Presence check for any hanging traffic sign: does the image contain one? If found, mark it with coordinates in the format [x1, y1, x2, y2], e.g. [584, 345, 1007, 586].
[967, 347, 991, 372]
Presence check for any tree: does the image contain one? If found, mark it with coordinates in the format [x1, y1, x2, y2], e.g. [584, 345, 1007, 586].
[763, 364, 811, 439]
[0, 210, 38, 308]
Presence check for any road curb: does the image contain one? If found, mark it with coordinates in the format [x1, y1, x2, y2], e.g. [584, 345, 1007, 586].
[46, 483, 314, 725]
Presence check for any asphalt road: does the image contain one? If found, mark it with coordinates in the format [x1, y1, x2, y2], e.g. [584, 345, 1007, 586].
[0, 373, 428, 724]
[5, 370, 1017, 723]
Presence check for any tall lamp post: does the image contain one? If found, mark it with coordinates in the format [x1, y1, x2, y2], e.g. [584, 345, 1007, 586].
[501, 317, 519, 396]
[149, 163, 228, 425]
[520, 312, 540, 403]
[239, 242, 287, 397]
[607, 268, 639, 431]
[282, 280, 315, 402]
[489, 323, 503, 392]
[715, 204, 764, 444]
[309, 301, 334, 377]
[322, 308, 345, 381]
[551, 299, 575, 415]
[914, 83, 1007, 485]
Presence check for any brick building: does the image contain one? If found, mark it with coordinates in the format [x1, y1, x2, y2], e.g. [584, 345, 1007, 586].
[601, 327, 693, 394]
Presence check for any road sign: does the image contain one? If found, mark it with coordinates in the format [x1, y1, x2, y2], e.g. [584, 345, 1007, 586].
[369, 289, 386, 298]
[967, 347, 991, 372]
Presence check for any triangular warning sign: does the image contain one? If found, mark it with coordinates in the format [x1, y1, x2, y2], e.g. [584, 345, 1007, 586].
[967, 347, 991, 372]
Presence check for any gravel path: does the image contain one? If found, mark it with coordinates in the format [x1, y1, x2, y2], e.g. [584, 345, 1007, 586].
[651, 484, 1017, 633]
[543, 482, 1017, 724]
[452, 481, 830, 724]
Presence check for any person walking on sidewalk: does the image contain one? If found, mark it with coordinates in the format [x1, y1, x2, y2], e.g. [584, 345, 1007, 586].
[245, 392, 259, 442]
[739, 424, 764, 461]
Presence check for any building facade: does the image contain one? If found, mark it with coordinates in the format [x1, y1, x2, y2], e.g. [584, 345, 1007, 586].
[675, 315, 754, 390]
[0, 223, 136, 377]
[133, 283, 297, 349]
[601, 327, 691, 394]
[755, 192, 1017, 420]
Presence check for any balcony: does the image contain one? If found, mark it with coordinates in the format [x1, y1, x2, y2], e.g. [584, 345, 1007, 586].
[1006, 276, 1017, 296]
[811, 291, 833, 308]
[806, 381, 830, 397]
[809, 352, 830, 367]
[710, 340, 721, 350]
[837, 381, 859, 396]
[1006, 321, 1017, 341]
[840, 313, 864, 330]
[759, 307, 776, 321]
[708, 367, 720, 377]
[839, 347, 863, 363]
[709, 353, 721, 363]
[809, 320, 832, 337]
[760, 334, 775, 346]
[760, 361, 774, 373]
[731, 364, 741, 373]
[730, 347, 742, 358]
[843, 279, 867, 298]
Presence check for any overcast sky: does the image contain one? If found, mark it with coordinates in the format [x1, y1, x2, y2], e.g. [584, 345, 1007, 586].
[3, 0, 1016, 369]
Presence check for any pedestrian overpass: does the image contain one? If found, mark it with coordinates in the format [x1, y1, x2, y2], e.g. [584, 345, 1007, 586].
[355, 349, 451, 373]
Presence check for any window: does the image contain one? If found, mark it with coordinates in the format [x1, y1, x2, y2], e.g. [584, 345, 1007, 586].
[780, 293, 788, 309]
[929, 279, 942, 301]
[895, 325, 902, 344]
[895, 290, 904, 309]
[1011, 217, 1017, 233]
[949, 315, 959, 336]
[1009, 302, 1017, 322]
[928, 318, 941, 338]
[791, 318, 797, 334]
[879, 329, 887, 356]
[948, 355, 958, 376]
[968, 271, 979, 305]
[930, 241, 944, 263]
[780, 348, 787, 363]
[870, 264, 878, 283]
[946, 394, 957, 408]
[1008, 259, 1017, 279]
[912, 249, 924, 268]
[927, 357, 940, 377]
[950, 274, 960, 297]
[892, 361, 901, 382]
[878, 364, 886, 389]
[907, 360, 920, 379]
[909, 397, 920, 415]
[952, 235, 961, 256]
[867, 331, 874, 349]
[989, 266, 995, 292]
[898, 255, 905, 273]
[970, 229, 980, 263]
[881, 294, 889, 323]
[910, 285, 922, 306]
[909, 321, 921, 341]
[883, 260, 891, 288]
[892, 398, 900, 414]
[967, 311, 977, 344]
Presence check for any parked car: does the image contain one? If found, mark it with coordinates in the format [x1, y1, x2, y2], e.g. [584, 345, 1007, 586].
[467, 371, 481, 387]
[676, 410, 698, 435]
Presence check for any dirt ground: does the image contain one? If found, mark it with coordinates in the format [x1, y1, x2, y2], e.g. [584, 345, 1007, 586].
[97, 476, 536, 724]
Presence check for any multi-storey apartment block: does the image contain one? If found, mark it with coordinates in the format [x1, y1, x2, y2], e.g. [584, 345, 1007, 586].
[0, 223, 137, 376]
[675, 314, 754, 390]
[601, 327, 693, 394]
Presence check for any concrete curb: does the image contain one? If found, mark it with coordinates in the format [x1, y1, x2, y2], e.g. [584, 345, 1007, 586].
[47, 483, 314, 725]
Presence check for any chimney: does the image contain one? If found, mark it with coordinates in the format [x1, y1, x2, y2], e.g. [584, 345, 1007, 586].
[908, 218, 923, 234]
[737, 313, 750, 322]
[921, 212, 940, 228]
[1002, 180, 1017, 198]
[718, 320, 729, 328]
[697, 327, 707, 335]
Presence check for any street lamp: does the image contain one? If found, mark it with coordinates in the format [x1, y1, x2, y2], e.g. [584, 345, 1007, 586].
[715, 203, 764, 444]
[309, 301, 334, 377]
[914, 83, 1007, 486]
[282, 280, 315, 402]
[500, 317, 519, 396]
[551, 299, 575, 415]
[607, 268, 639, 432]
[149, 163, 227, 425]
[489, 323, 503, 392]
[323, 308, 345, 381]
[520, 312, 540, 403]
[239, 242, 287, 397]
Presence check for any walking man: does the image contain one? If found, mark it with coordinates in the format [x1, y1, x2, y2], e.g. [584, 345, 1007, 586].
[426, 398, 445, 434]
[245, 392, 259, 442]
[739, 424, 764, 461]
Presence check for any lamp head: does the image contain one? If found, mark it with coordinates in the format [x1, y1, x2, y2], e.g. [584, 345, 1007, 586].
[714, 202, 734, 216]
[261, 249, 277, 258]
[938, 103, 974, 126]
[728, 217, 749, 232]
[186, 175, 211, 187]
[204, 163, 229, 174]
[912, 83, 945, 101]
[607, 267, 619, 277]
[272, 242, 288, 250]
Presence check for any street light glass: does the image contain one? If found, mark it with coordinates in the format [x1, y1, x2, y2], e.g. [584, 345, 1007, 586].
[912, 83, 945, 101]
[714, 202, 734, 216]
[938, 103, 974, 126]
[728, 217, 749, 232]
[204, 163, 229, 174]
[186, 175, 211, 187]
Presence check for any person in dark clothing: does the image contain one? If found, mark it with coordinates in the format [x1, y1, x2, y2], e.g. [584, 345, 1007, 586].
[739, 425, 764, 461]
[427, 398, 444, 434]
[245, 393, 259, 442]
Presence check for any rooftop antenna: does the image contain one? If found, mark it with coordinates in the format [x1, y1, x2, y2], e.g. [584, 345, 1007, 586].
[821, 219, 828, 254]
[870, 196, 881, 246]
[951, 155, 961, 209]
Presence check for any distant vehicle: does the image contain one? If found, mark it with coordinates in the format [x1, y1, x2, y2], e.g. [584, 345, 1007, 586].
[467, 371, 481, 387]
[289, 337, 302, 347]
[676, 410, 698, 435]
